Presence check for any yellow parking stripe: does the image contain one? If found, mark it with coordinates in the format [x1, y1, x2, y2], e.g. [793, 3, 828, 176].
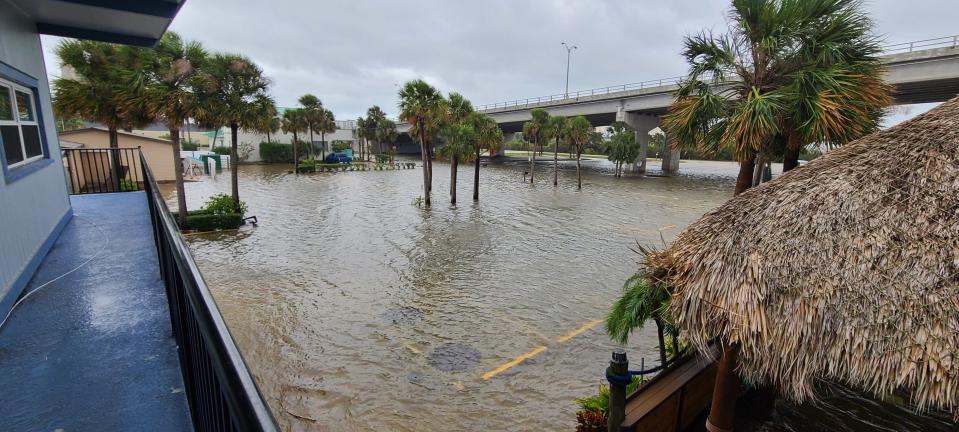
[556, 319, 602, 343]
[481, 346, 547, 380]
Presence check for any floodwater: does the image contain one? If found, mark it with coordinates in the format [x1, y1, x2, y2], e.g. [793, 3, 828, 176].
[161, 157, 954, 431]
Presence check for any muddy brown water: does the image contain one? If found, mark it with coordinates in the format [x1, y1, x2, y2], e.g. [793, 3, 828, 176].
[161, 157, 954, 431]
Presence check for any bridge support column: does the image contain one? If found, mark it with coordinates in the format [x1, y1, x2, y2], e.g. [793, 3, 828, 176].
[661, 131, 680, 174]
[617, 111, 660, 175]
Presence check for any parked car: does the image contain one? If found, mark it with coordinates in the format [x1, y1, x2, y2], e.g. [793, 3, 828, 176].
[325, 152, 352, 164]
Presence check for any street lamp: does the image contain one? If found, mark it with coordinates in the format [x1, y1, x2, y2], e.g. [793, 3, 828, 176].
[561, 42, 577, 99]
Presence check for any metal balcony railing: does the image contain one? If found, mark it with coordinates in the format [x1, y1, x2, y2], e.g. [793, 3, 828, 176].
[139, 151, 278, 431]
[63, 148, 144, 194]
[474, 33, 959, 112]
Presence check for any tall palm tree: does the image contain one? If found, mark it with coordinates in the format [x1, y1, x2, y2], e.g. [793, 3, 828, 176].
[566, 116, 592, 190]
[354, 116, 367, 161]
[195, 54, 273, 209]
[467, 112, 503, 200]
[547, 115, 568, 186]
[53, 39, 152, 186]
[522, 108, 550, 184]
[254, 110, 280, 144]
[136, 32, 207, 228]
[376, 118, 398, 163]
[663, 0, 890, 195]
[398, 80, 446, 207]
[281, 108, 308, 170]
[364, 106, 388, 155]
[438, 122, 475, 205]
[443, 92, 474, 198]
[299, 94, 322, 159]
[316, 108, 336, 160]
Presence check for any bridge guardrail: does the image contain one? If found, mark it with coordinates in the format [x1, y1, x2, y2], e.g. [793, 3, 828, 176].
[474, 34, 959, 112]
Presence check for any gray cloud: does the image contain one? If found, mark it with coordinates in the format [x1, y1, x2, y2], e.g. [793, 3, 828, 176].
[42, 0, 959, 120]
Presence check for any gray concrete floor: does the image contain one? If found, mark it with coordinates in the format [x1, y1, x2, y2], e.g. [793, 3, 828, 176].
[0, 192, 192, 431]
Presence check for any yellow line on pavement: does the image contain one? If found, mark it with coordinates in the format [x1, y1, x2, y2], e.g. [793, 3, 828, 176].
[481, 346, 547, 380]
[556, 319, 602, 343]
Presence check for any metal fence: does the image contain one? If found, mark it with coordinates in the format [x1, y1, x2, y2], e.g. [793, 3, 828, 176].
[474, 33, 959, 112]
[140, 152, 278, 431]
[63, 148, 144, 194]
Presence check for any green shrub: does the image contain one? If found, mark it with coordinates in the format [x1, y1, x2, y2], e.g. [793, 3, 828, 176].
[331, 141, 351, 152]
[119, 178, 138, 191]
[181, 141, 199, 151]
[211, 146, 231, 155]
[203, 193, 247, 216]
[259, 142, 293, 163]
[186, 213, 243, 231]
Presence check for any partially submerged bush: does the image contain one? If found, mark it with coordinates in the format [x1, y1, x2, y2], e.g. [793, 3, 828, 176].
[203, 193, 246, 217]
[259, 142, 293, 163]
[186, 213, 243, 231]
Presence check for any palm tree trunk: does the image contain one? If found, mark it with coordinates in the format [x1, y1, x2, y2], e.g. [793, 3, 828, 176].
[654, 318, 668, 366]
[529, 141, 535, 184]
[473, 147, 480, 200]
[707, 343, 740, 432]
[576, 153, 582, 190]
[308, 128, 315, 160]
[451, 155, 457, 204]
[734, 152, 756, 195]
[266, 130, 271, 144]
[107, 124, 121, 190]
[427, 145, 433, 193]
[230, 122, 240, 209]
[292, 131, 299, 172]
[321, 132, 326, 160]
[419, 128, 430, 207]
[553, 137, 559, 186]
[783, 131, 801, 172]
[170, 127, 188, 228]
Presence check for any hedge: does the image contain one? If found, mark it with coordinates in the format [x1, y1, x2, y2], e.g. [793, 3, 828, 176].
[260, 142, 293, 163]
[185, 213, 243, 231]
[211, 146, 231, 155]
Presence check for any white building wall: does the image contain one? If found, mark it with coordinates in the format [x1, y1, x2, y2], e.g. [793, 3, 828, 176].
[0, 9, 72, 301]
[216, 128, 358, 162]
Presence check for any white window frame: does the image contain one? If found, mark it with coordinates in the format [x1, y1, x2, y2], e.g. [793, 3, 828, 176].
[0, 77, 43, 169]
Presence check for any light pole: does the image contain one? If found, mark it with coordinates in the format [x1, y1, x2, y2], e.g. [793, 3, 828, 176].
[561, 42, 577, 99]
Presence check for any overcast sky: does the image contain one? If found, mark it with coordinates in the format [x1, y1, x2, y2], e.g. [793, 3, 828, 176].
[41, 0, 957, 123]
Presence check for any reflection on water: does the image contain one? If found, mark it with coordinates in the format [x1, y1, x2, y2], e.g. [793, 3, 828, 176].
[161, 158, 950, 431]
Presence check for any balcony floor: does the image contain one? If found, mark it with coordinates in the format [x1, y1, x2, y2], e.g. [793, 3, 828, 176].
[0, 192, 192, 431]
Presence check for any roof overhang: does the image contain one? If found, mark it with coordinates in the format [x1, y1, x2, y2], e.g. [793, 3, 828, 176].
[9, 0, 186, 47]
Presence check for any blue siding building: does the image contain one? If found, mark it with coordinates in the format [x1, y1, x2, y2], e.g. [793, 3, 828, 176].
[0, 2, 275, 430]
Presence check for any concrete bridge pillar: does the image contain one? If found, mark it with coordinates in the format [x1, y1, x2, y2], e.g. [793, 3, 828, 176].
[617, 110, 660, 174]
[659, 129, 680, 174]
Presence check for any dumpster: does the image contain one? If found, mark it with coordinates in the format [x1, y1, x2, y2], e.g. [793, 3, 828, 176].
[199, 154, 222, 173]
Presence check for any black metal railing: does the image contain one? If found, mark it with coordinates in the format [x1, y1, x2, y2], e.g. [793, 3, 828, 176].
[140, 152, 277, 431]
[63, 148, 145, 194]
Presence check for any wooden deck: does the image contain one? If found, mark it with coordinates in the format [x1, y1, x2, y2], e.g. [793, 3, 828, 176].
[620, 346, 719, 432]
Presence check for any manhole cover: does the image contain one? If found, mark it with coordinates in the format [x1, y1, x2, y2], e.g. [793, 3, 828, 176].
[382, 307, 421, 325]
[427, 343, 481, 373]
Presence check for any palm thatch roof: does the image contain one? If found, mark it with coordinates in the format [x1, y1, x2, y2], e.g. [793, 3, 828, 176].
[647, 97, 959, 416]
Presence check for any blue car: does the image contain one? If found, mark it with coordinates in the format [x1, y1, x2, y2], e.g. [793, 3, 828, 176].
[325, 152, 352, 164]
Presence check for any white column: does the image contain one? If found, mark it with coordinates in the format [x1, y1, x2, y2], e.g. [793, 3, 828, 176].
[621, 112, 660, 175]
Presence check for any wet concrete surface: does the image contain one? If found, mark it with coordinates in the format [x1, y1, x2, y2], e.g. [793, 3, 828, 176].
[0, 192, 191, 431]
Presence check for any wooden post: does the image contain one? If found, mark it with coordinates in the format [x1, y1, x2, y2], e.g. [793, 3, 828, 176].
[706, 343, 739, 432]
[607, 349, 628, 432]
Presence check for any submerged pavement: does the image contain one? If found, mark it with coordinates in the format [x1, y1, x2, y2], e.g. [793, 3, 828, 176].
[0, 192, 191, 431]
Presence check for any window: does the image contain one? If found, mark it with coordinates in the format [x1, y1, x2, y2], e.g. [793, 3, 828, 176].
[0, 78, 43, 168]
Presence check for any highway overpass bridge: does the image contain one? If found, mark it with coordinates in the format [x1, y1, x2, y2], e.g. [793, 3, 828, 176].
[398, 35, 959, 173]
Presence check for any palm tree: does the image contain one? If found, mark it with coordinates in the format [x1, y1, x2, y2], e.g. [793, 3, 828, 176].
[663, 0, 891, 195]
[606, 271, 673, 366]
[522, 108, 550, 184]
[467, 112, 503, 200]
[316, 108, 335, 160]
[376, 118, 398, 163]
[299, 94, 322, 159]
[443, 92, 475, 199]
[281, 108, 308, 171]
[53, 39, 152, 187]
[364, 106, 388, 156]
[606, 122, 637, 178]
[195, 54, 273, 209]
[398, 80, 446, 207]
[136, 32, 207, 228]
[438, 122, 475, 205]
[354, 116, 368, 161]
[566, 116, 592, 190]
[253, 110, 280, 144]
[547, 115, 568, 186]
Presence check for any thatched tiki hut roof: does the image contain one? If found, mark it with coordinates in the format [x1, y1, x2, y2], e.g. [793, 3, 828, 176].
[648, 97, 959, 416]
